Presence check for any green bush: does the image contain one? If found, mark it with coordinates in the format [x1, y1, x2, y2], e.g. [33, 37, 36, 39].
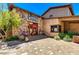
[67, 31, 79, 36]
[58, 31, 79, 42]
[63, 34, 72, 42]
[58, 32, 73, 41]
[58, 33, 66, 39]
[5, 36, 19, 41]
[67, 31, 74, 38]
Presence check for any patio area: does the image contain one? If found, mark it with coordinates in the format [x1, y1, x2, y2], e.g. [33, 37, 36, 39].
[0, 36, 79, 55]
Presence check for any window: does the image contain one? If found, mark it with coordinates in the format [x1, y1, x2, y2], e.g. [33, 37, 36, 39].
[51, 25, 61, 32]
[28, 13, 37, 21]
[49, 15, 53, 18]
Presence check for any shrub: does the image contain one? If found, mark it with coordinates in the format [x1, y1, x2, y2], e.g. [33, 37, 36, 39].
[63, 34, 72, 42]
[58, 33, 66, 39]
[67, 31, 74, 38]
[5, 35, 19, 41]
[58, 32, 73, 41]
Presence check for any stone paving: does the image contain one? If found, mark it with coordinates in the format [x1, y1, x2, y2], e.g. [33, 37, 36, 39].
[0, 38, 79, 55]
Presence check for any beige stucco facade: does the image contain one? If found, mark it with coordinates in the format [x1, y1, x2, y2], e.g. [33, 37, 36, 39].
[42, 16, 79, 36]
[43, 18, 60, 36]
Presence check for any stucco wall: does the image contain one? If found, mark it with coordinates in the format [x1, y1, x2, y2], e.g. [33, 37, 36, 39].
[43, 18, 60, 36]
[43, 7, 72, 18]
[37, 18, 43, 34]
[43, 16, 79, 36]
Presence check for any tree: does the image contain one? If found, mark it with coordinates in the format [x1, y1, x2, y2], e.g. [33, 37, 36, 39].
[0, 10, 22, 37]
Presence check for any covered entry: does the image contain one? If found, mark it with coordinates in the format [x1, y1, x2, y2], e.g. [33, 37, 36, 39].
[62, 21, 79, 33]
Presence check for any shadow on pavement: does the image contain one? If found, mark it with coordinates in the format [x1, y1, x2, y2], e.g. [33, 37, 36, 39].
[7, 34, 49, 47]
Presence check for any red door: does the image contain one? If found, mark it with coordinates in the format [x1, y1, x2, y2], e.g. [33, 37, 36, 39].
[29, 22, 38, 35]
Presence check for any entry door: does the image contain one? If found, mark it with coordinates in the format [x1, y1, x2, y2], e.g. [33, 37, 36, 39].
[32, 23, 38, 35]
[29, 22, 38, 35]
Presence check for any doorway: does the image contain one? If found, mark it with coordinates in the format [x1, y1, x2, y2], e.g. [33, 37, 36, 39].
[63, 21, 79, 33]
[28, 22, 38, 35]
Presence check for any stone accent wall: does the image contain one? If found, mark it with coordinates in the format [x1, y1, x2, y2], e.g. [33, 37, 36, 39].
[12, 18, 43, 36]
[12, 20, 29, 36]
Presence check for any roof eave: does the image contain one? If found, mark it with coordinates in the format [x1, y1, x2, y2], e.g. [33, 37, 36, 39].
[41, 4, 74, 16]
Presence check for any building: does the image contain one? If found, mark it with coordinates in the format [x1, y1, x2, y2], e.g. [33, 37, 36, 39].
[8, 4, 79, 37]
[8, 4, 43, 36]
[42, 5, 79, 36]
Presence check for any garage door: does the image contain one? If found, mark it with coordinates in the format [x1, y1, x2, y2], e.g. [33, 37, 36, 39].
[70, 23, 79, 32]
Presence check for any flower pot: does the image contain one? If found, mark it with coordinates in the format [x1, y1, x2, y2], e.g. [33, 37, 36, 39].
[72, 35, 79, 43]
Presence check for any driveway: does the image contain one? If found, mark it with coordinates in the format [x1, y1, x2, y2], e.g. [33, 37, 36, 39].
[0, 37, 79, 55]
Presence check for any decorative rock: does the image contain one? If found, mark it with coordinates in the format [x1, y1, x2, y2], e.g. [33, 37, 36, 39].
[25, 37, 29, 41]
[19, 35, 25, 40]
[1, 45, 8, 50]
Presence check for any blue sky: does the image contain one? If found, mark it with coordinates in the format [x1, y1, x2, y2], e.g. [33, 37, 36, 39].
[0, 3, 79, 16]
[14, 3, 79, 16]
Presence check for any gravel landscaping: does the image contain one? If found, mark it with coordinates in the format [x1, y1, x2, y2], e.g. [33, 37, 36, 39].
[0, 38, 79, 55]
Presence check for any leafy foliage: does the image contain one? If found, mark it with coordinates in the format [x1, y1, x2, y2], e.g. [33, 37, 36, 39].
[0, 9, 22, 41]
[63, 34, 72, 42]
[5, 35, 19, 41]
[0, 10, 22, 32]
[58, 33, 66, 39]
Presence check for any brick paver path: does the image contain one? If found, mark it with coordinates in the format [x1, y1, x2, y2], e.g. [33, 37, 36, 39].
[0, 37, 79, 55]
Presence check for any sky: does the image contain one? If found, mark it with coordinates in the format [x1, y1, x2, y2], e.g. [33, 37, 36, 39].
[0, 3, 8, 11]
[0, 3, 79, 16]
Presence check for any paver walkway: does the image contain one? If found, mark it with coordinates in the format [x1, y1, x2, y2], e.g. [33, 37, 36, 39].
[7, 35, 48, 46]
[28, 34, 48, 41]
[0, 37, 79, 55]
